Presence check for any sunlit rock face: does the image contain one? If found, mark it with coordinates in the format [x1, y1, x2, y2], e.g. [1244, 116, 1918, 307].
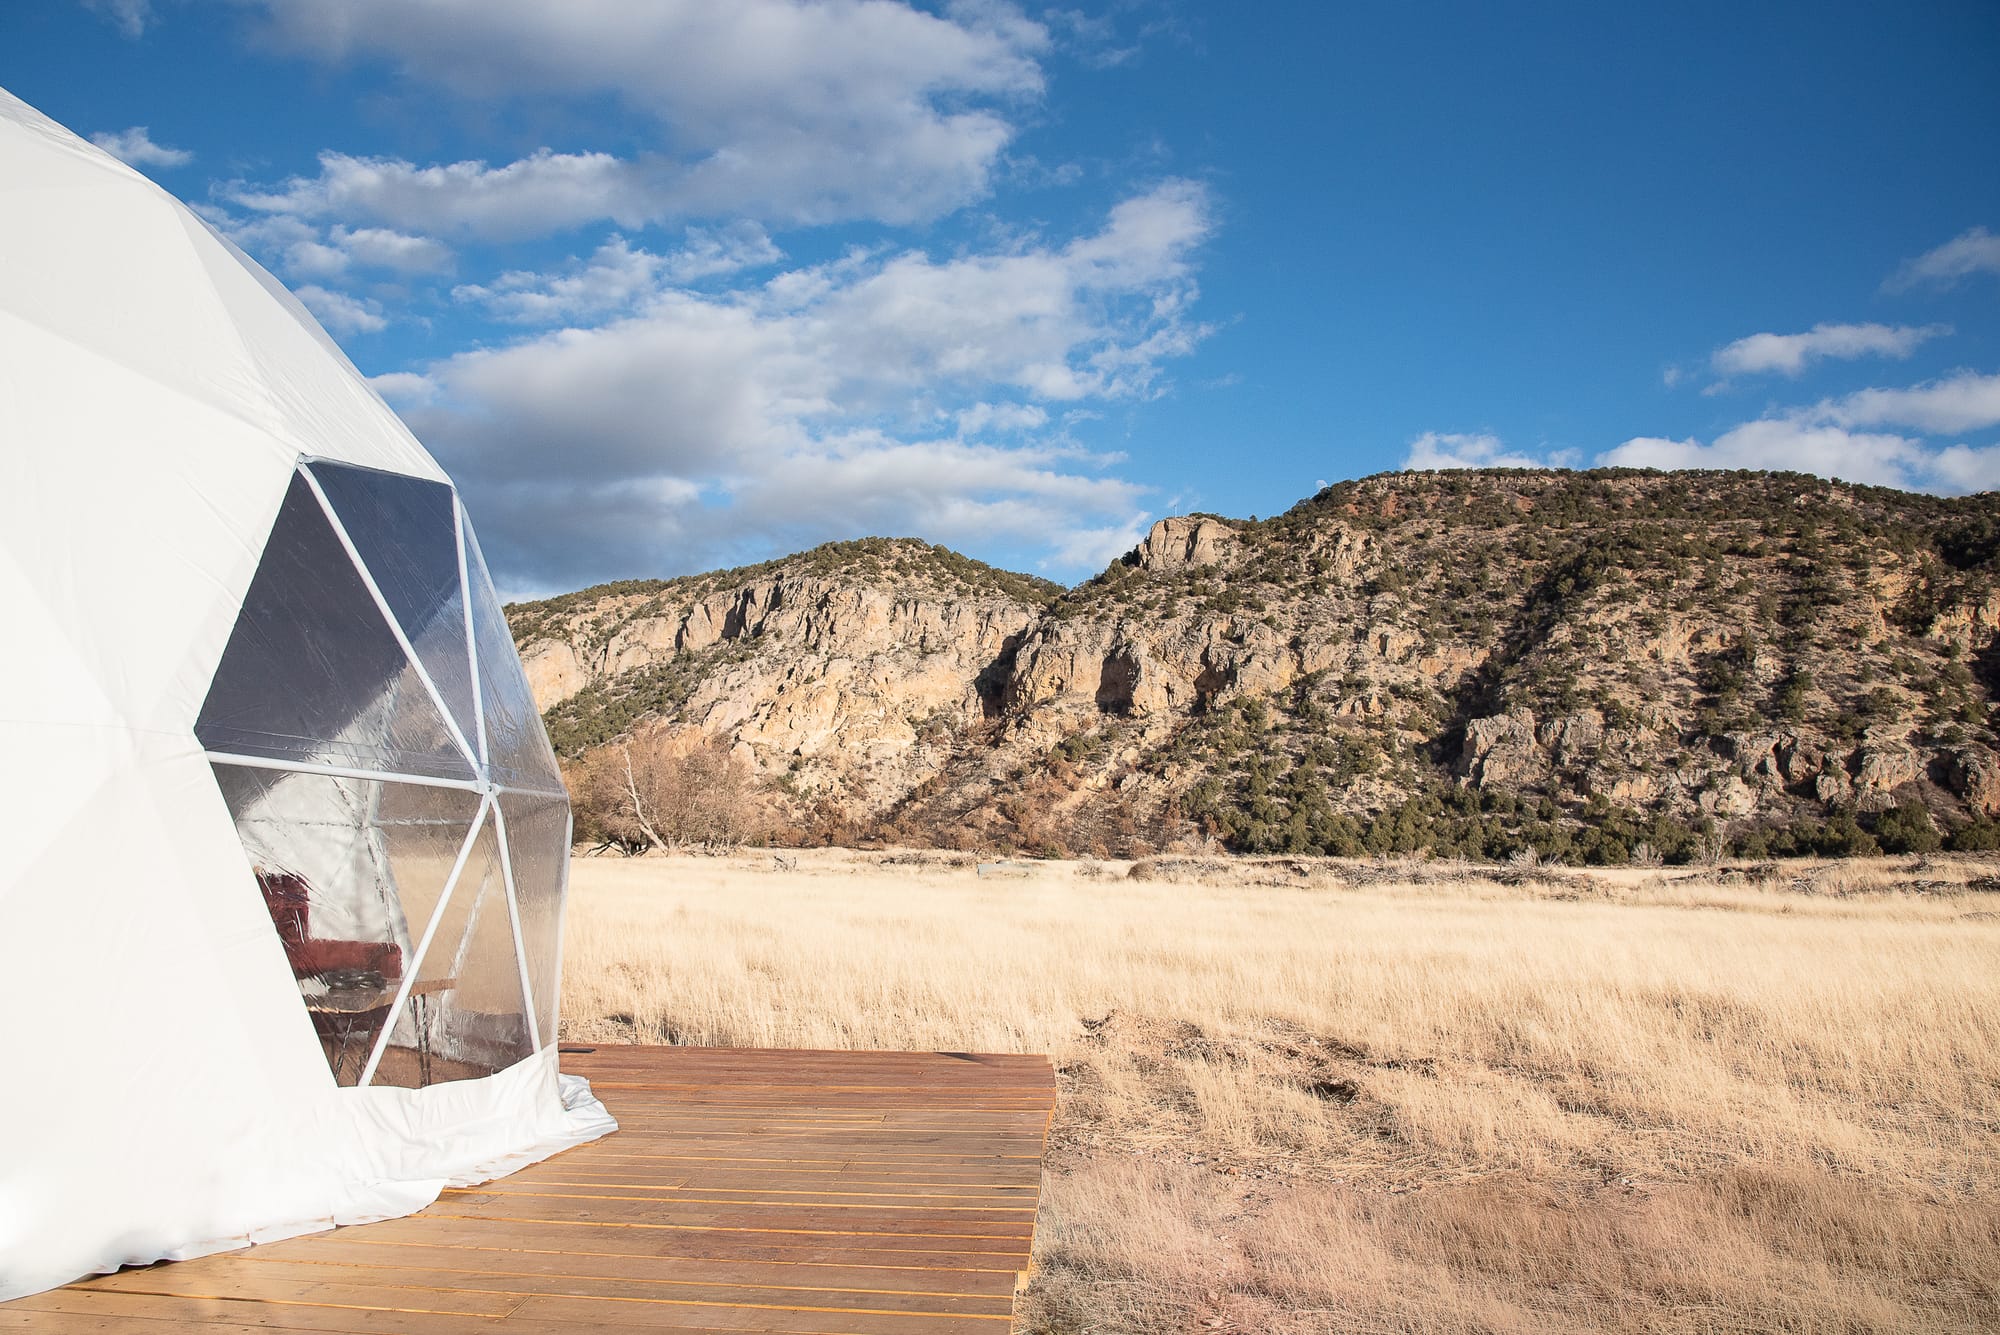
[509, 471, 2000, 858]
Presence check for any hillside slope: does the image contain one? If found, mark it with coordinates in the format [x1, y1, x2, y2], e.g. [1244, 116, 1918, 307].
[508, 470, 2000, 861]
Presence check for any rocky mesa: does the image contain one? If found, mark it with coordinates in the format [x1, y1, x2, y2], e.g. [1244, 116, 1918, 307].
[508, 469, 2000, 862]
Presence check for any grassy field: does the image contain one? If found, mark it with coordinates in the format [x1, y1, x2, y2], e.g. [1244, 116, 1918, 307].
[560, 850, 2000, 1334]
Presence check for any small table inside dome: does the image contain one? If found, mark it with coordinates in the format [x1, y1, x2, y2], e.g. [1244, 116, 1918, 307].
[301, 968, 391, 1082]
[402, 976, 458, 1084]
[304, 972, 459, 1084]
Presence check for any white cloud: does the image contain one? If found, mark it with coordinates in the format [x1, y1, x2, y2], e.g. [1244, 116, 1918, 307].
[1885, 226, 2000, 292]
[225, 0, 1049, 235]
[1710, 321, 1948, 378]
[294, 284, 388, 334]
[368, 371, 438, 406]
[453, 227, 781, 323]
[954, 402, 1048, 436]
[1929, 444, 2000, 492]
[1045, 8, 1141, 69]
[228, 149, 648, 241]
[89, 126, 191, 168]
[1411, 364, 2000, 498]
[81, 0, 152, 38]
[215, 212, 452, 280]
[1051, 513, 1154, 570]
[666, 223, 784, 282]
[1403, 432, 1551, 471]
[1819, 369, 2000, 435]
[333, 226, 454, 275]
[393, 182, 1210, 587]
[1598, 368, 2000, 493]
[776, 179, 1212, 405]
[1600, 420, 1931, 490]
[454, 237, 677, 324]
[727, 434, 1147, 540]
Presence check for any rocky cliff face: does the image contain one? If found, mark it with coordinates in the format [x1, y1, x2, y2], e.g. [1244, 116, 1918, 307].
[508, 539, 1056, 809]
[510, 470, 2000, 861]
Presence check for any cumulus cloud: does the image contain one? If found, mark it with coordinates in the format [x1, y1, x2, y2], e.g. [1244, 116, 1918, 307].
[1403, 432, 1554, 471]
[286, 225, 454, 278]
[368, 371, 437, 406]
[294, 284, 388, 334]
[1819, 369, 2000, 436]
[1599, 369, 2000, 492]
[1405, 360, 2000, 498]
[1600, 421, 1931, 490]
[215, 212, 453, 280]
[953, 402, 1048, 436]
[226, 149, 649, 241]
[1885, 226, 2000, 292]
[1928, 444, 2000, 492]
[89, 126, 191, 168]
[1710, 321, 1948, 378]
[453, 227, 781, 323]
[223, 0, 1048, 234]
[394, 181, 1211, 588]
[331, 225, 453, 275]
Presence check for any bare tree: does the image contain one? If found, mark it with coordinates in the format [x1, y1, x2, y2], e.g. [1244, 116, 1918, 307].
[573, 730, 767, 853]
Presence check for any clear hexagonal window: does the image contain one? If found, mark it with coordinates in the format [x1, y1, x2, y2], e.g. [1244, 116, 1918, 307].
[197, 461, 570, 1088]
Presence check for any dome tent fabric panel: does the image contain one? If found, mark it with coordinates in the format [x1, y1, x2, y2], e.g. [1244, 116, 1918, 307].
[0, 87, 614, 1302]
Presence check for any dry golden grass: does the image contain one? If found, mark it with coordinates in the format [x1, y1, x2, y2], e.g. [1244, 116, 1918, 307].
[560, 850, 2000, 1333]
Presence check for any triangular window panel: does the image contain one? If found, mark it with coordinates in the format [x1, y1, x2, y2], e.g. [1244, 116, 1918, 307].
[499, 791, 570, 1050]
[375, 810, 534, 1084]
[213, 763, 422, 1086]
[197, 471, 473, 781]
[306, 460, 479, 751]
[463, 516, 564, 791]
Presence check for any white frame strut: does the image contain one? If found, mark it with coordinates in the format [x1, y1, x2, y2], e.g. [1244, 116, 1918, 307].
[204, 751, 486, 792]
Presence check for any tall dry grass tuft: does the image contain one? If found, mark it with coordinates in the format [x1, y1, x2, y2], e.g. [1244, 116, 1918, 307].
[560, 851, 2000, 1332]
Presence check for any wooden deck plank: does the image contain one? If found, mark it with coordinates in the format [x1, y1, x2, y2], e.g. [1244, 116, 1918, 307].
[383, 1213, 1036, 1260]
[4, 1046, 1054, 1335]
[3, 1289, 771, 1335]
[503, 1293, 1011, 1333]
[267, 1218, 1032, 1270]
[97, 1258, 1016, 1318]
[3, 1286, 524, 1332]
[231, 1240, 1022, 1297]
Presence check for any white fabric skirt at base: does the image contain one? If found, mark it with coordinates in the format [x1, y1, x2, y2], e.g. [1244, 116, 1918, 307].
[0, 1046, 616, 1300]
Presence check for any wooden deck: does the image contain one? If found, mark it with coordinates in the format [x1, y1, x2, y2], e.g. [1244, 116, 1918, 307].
[2, 1046, 1058, 1334]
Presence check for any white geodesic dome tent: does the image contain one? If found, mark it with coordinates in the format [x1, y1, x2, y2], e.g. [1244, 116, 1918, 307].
[0, 89, 614, 1300]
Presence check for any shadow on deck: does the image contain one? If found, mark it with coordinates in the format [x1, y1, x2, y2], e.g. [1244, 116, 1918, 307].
[3, 1046, 1059, 1334]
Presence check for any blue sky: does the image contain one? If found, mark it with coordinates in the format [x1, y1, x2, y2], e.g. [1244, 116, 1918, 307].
[5, 2, 1998, 595]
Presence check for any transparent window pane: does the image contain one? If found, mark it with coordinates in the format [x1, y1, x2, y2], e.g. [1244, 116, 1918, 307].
[373, 809, 534, 1086]
[499, 791, 570, 1049]
[196, 472, 473, 781]
[462, 517, 564, 791]
[305, 461, 479, 750]
[214, 764, 419, 1085]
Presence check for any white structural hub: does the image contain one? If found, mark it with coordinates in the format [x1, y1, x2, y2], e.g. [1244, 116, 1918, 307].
[0, 88, 615, 1300]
